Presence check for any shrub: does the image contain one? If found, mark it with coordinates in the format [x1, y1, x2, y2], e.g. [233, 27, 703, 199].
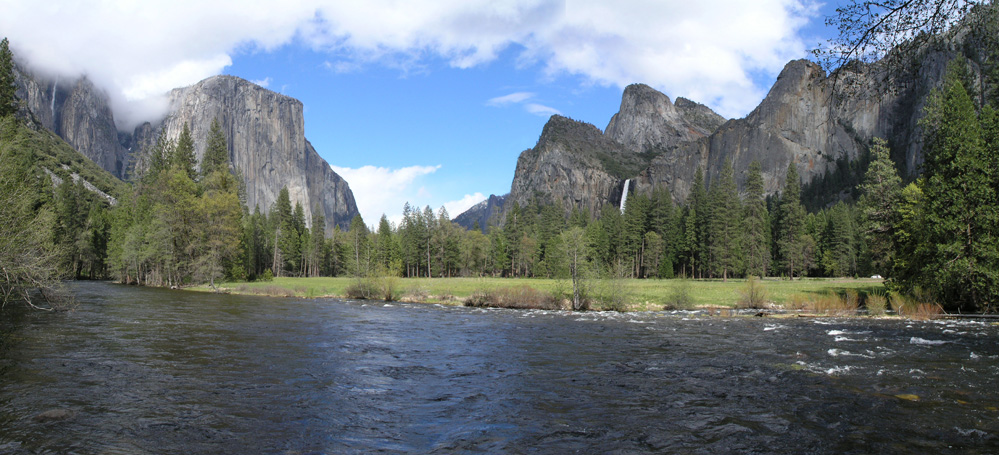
[378, 275, 400, 301]
[866, 291, 888, 316]
[344, 280, 378, 300]
[737, 276, 768, 309]
[664, 279, 695, 310]
[259, 269, 274, 282]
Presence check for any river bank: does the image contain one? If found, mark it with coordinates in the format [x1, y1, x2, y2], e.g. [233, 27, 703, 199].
[192, 276, 889, 314]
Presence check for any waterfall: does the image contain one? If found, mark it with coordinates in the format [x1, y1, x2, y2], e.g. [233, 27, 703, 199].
[50, 78, 58, 119]
[619, 179, 631, 214]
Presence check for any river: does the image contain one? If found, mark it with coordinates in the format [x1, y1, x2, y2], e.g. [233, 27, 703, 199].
[1, 281, 997, 453]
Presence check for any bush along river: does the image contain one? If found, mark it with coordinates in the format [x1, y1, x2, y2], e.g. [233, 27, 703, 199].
[1, 281, 998, 454]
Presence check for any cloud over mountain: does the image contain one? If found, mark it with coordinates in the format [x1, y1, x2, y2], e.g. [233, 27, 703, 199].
[2, 0, 818, 128]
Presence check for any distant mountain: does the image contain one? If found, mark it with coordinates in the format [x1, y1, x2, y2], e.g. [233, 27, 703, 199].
[497, 85, 725, 220]
[458, 26, 991, 226]
[14, 68, 359, 233]
[452, 194, 506, 231]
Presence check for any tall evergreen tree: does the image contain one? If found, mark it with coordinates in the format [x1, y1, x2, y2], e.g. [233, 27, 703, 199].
[777, 163, 805, 279]
[707, 160, 743, 281]
[201, 118, 228, 177]
[909, 60, 999, 311]
[172, 123, 197, 180]
[0, 37, 17, 118]
[743, 161, 770, 277]
[858, 138, 902, 276]
[689, 168, 708, 278]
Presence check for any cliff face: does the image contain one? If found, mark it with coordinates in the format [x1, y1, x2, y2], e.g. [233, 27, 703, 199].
[14, 67, 129, 177]
[638, 60, 881, 201]
[508, 115, 633, 217]
[134, 76, 358, 232]
[493, 44, 966, 222]
[638, 53, 957, 203]
[501, 85, 725, 220]
[15, 67, 359, 234]
[605, 83, 725, 154]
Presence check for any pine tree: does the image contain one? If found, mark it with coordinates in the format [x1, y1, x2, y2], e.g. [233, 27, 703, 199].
[172, 123, 197, 180]
[743, 161, 770, 277]
[272, 187, 293, 277]
[649, 188, 679, 278]
[777, 163, 805, 279]
[689, 168, 708, 278]
[911, 60, 999, 311]
[348, 214, 369, 277]
[858, 138, 902, 276]
[0, 38, 17, 118]
[201, 118, 228, 177]
[707, 160, 743, 281]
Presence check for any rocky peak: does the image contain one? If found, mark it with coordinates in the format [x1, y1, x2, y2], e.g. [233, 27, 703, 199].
[674, 97, 727, 134]
[605, 83, 724, 153]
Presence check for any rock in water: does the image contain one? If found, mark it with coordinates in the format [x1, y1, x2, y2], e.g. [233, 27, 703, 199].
[32, 408, 75, 423]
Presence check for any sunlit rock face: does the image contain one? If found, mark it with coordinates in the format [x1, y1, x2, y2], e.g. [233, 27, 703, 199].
[16, 68, 358, 233]
[136, 76, 358, 232]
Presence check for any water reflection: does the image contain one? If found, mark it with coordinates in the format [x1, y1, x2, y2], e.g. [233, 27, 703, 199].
[0, 282, 997, 453]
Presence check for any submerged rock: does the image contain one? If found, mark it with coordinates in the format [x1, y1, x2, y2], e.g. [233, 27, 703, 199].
[32, 408, 75, 423]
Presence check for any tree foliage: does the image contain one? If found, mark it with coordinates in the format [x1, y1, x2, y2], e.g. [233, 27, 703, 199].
[0, 37, 16, 118]
[894, 60, 999, 311]
[816, 0, 983, 70]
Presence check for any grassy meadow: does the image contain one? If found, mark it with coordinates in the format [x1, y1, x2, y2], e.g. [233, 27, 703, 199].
[195, 276, 886, 312]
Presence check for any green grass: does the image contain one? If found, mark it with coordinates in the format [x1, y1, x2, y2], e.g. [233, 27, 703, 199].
[195, 276, 885, 311]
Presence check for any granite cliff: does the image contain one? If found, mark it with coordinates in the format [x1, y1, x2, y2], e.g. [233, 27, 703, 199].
[503, 87, 724, 218]
[14, 68, 358, 233]
[130, 76, 358, 232]
[476, 40, 978, 225]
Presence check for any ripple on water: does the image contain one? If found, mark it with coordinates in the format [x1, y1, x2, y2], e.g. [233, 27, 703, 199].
[1, 282, 998, 454]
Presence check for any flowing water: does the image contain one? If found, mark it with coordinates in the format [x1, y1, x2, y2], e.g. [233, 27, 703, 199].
[1, 281, 997, 454]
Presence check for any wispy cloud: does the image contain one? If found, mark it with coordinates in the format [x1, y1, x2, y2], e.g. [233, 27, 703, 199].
[487, 91, 560, 117]
[525, 103, 561, 117]
[486, 91, 535, 106]
[1, 0, 820, 126]
[250, 77, 272, 88]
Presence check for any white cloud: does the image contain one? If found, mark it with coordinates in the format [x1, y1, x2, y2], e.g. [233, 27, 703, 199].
[250, 77, 272, 88]
[525, 103, 562, 117]
[329, 164, 441, 226]
[443, 193, 488, 219]
[1, 0, 819, 127]
[487, 91, 535, 106]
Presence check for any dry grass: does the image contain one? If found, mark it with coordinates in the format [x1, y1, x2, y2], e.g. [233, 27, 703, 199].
[463, 286, 562, 310]
[865, 292, 888, 316]
[235, 284, 296, 297]
[890, 292, 944, 319]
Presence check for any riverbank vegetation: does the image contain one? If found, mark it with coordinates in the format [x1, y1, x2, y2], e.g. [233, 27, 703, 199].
[196, 276, 887, 313]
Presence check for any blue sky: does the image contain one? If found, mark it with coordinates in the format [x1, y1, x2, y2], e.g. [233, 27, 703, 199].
[2, 0, 840, 226]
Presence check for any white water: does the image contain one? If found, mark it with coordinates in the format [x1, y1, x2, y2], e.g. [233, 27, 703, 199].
[50, 78, 57, 118]
[619, 179, 631, 214]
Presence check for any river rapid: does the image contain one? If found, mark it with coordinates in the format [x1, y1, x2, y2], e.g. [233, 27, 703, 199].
[1, 281, 997, 454]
